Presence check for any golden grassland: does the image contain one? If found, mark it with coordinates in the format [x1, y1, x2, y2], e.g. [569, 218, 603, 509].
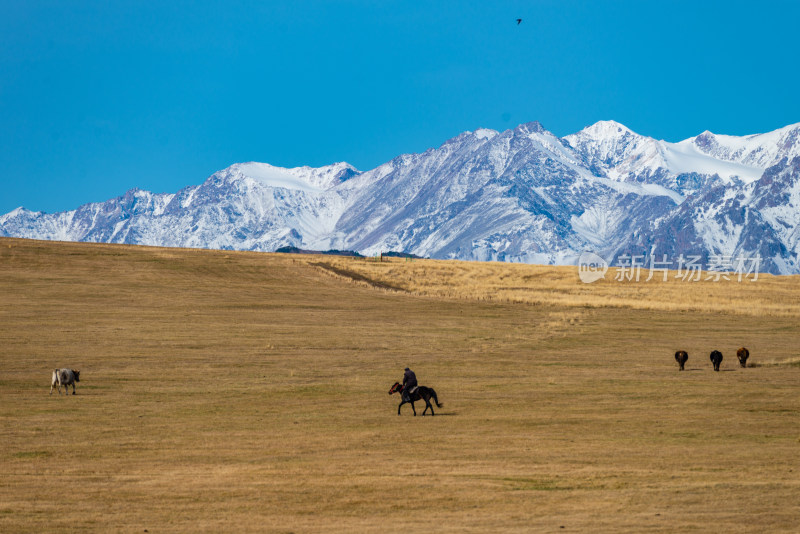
[312, 254, 800, 319]
[1, 237, 799, 533]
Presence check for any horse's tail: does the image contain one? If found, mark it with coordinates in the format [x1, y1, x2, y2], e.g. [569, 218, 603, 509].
[430, 388, 442, 407]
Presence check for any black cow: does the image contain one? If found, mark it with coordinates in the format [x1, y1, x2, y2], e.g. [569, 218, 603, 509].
[709, 350, 723, 372]
[674, 350, 689, 371]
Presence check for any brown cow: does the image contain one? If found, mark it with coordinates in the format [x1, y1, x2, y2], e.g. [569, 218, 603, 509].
[674, 350, 689, 371]
[709, 350, 723, 372]
[737, 347, 750, 368]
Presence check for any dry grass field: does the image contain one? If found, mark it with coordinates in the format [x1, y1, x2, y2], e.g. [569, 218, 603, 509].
[1, 237, 799, 533]
[314, 254, 800, 318]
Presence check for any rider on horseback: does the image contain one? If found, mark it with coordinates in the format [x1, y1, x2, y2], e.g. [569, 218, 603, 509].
[390, 371, 440, 416]
[402, 367, 418, 402]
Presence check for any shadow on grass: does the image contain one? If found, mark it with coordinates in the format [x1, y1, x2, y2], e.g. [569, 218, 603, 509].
[395, 412, 458, 417]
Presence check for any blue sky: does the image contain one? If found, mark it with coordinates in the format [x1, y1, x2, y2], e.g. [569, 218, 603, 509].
[2, 0, 799, 214]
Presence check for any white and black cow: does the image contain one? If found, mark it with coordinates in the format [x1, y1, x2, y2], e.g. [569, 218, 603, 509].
[50, 368, 80, 395]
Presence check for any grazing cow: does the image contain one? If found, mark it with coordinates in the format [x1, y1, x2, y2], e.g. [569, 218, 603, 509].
[709, 350, 723, 372]
[674, 350, 689, 371]
[737, 347, 750, 368]
[50, 368, 80, 395]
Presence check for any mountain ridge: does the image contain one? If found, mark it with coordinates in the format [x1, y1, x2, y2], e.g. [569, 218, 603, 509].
[3, 120, 800, 274]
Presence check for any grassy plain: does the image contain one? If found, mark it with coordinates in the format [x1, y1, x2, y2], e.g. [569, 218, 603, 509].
[315, 254, 800, 318]
[1, 237, 799, 533]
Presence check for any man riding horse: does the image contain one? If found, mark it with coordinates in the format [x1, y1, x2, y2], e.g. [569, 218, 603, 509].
[402, 367, 418, 402]
[389, 370, 441, 416]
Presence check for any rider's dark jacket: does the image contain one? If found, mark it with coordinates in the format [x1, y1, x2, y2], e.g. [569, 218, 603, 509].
[403, 368, 417, 391]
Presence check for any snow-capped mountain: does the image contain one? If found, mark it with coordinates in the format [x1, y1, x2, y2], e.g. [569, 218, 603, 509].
[563, 120, 765, 191]
[685, 124, 800, 169]
[3, 120, 800, 274]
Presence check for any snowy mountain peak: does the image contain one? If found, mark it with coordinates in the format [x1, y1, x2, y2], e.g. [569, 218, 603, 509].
[226, 161, 360, 192]
[577, 120, 636, 139]
[514, 121, 547, 135]
[0, 207, 34, 227]
[682, 123, 800, 170]
[3, 206, 32, 217]
[563, 120, 659, 180]
[565, 120, 771, 185]
[472, 128, 498, 140]
[4, 120, 800, 274]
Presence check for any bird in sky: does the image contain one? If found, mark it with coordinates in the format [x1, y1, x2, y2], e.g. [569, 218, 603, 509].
[516, 18, 522, 25]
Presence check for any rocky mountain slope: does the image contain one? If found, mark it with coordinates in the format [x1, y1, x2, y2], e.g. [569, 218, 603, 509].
[3, 120, 799, 274]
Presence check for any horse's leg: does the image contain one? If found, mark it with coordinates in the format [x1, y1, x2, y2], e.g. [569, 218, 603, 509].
[398, 400, 404, 415]
[411, 401, 417, 416]
[422, 396, 434, 416]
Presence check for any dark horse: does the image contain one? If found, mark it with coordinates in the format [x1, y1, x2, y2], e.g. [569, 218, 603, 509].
[389, 382, 441, 416]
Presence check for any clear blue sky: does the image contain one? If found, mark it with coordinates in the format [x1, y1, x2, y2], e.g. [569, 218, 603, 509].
[2, 0, 799, 214]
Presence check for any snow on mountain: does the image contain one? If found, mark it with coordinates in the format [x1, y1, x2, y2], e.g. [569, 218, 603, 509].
[564, 120, 668, 179]
[232, 161, 360, 192]
[680, 123, 800, 170]
[3, 120, 800, 274]
[0, 163, 353, 252]
[564, 120, 763, 189]
[661, 140, 763, 183]
[473, 128, 498, 140]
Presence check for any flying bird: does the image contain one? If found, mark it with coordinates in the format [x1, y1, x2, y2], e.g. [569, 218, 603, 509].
[516, 18, 522, 25]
